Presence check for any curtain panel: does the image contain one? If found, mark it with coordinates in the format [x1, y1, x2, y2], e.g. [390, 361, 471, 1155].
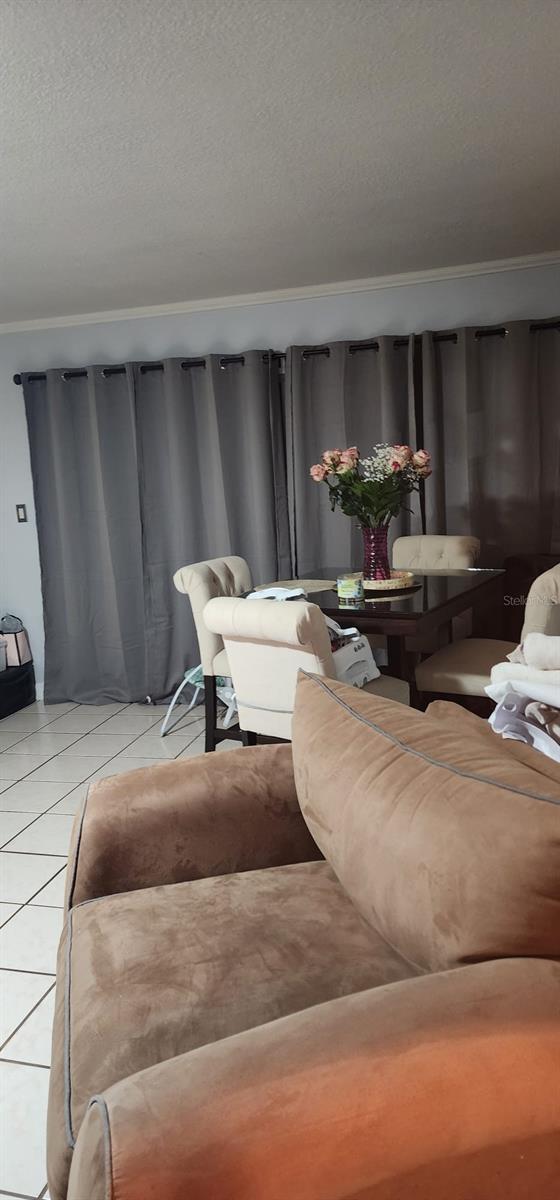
[285, 336, 419, 576]
[23, 353, 289, 703]
[422, 320, 560, 564]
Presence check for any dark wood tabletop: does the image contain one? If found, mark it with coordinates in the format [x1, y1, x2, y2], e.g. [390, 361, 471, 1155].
[297, 568, 504, 682]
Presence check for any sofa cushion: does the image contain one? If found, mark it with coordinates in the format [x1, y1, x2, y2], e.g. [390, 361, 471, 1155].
[415, 637, 516, 695]
[292, 673, 560, 973]
[426, 700, 560, 787]
[48, 858, 417, 1200]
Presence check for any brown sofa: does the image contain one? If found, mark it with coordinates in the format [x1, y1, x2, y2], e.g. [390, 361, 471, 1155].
[47, 676, 560, 1199]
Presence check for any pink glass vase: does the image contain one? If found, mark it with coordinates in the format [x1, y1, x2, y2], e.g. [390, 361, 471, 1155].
[362, 524, 391, 582]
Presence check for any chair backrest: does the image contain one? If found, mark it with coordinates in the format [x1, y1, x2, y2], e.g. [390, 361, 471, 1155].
[173, 557, 253, 674]
[204, 597, 335, 738]
[392, 535, 480, 570]
[521, 563, 560, 640]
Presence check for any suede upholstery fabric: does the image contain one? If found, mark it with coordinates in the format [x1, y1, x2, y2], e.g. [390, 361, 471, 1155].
[426, 700, 560, 786]
[66, 743, 320, 908]
[67, 1103, 107, 1200]
[49, 860, 417, 1200]
[292, 673, 560, 971]
[67, 957, 560, 1200]
[50, 713, 560, 1200]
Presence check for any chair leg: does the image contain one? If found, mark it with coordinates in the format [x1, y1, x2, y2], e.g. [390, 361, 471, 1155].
[241, 730, 257, 747]
[204, 675, 218, 752]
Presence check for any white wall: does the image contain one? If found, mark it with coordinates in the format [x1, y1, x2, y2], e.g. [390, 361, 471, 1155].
[1, 261, 559, 688]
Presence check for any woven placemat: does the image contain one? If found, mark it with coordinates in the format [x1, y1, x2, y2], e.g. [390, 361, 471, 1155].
[365, 586, 420, 603]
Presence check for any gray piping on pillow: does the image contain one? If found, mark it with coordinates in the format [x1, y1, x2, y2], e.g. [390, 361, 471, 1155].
[87, 1096, 114, 1200]
[64, 906, 76, 1148]
[303, 674, 560, 807]
[66, 781, 93, 912]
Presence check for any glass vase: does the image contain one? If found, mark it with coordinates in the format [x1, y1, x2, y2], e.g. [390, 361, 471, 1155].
[362, 524, 391, 582]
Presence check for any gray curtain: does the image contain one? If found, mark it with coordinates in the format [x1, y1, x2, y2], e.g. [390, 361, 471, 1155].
[24, 366, 148, 704]
[422, 320, 560, 564]
[285, 336, 418, 575]
[24, 352, 289, 703]
[134, 352, 290, 700]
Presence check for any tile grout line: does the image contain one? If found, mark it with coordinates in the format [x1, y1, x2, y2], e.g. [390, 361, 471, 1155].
[0, 967, 56, 977]
[24, 902, 63, 910]
[25, 867, 67, 906]
[0, 1189, 40, 1199]
[0, 906, 22, 931]
[0, 981, 56, 1054]
[0, 1058, 50, 1071]
[1, 851, 68, 859]
[0, 875, 65, 927]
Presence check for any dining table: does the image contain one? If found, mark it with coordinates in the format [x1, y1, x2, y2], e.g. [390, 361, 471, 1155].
[288, 568, 505, 693]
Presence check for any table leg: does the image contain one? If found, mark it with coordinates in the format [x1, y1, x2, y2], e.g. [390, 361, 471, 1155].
[387, 635, 408, 680]
[387, 635, 421, 709]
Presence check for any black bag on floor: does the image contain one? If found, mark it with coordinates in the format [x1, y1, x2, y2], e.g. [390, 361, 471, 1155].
[0, 662, 36, 719]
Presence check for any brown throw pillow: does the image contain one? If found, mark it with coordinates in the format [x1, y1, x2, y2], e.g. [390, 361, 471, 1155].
[426, 699, 560, 789]
[292, 673, 560, 971]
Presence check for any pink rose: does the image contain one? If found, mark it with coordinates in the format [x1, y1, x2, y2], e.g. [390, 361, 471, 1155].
[412, 449, 431, 469]
[338, 445, 359, 471]
[390, 459, 402, 472]
[416, 464, 432, 478]
[310, 463, 328, 482]
[322, 448, 342, 469]
[392, 444, 413, 465]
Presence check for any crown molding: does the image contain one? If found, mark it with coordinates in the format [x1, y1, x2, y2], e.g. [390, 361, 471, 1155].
[1, 251, 559, 335]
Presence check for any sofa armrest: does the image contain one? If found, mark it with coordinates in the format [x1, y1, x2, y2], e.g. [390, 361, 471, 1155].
[67, 957, 560, 1200]
[66, 743, 319, 908]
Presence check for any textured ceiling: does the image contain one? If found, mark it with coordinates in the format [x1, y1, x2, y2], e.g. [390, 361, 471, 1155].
[1, 0, 560, 322]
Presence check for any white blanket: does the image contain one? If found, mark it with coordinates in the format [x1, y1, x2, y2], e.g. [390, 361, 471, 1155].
[486, 651, 560, 761]
[488, 665, 560, 708]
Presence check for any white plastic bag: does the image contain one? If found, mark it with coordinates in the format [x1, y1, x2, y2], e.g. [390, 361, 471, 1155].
[324, 617, 380, 688]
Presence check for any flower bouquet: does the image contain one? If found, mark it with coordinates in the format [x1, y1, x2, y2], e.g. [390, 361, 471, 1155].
[309, 444, 432, 582]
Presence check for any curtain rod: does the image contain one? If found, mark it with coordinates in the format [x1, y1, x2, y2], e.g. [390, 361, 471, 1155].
[12, 320, 559, 385]
[13, 351, 284, 386]
[296, 320, 560, 359]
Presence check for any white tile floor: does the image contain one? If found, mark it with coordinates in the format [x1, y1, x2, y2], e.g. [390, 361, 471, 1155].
[0, 696, 234, 1198]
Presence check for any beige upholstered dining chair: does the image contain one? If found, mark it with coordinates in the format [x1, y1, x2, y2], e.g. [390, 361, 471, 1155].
[173, 556, 252, 751]
[390, 534, 482, 657]
[204, 596, 409, 740]
[416, 562, 560, 703]
[392, 534, 481, 570]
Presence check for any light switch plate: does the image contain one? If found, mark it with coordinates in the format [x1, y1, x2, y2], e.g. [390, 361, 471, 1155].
[16, 504, 27, 523]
